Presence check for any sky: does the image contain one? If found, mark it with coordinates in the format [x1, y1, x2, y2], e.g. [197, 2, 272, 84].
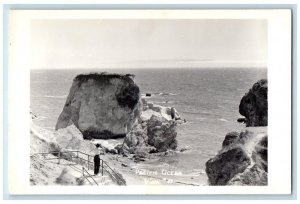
[31, 19, 267, 69]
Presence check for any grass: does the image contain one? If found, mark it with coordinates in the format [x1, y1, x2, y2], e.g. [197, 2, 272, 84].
[74, 72, 135, 85]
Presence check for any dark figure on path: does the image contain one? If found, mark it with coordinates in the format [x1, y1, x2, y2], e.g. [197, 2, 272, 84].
[94, 144, 104, 175]
[94, 154, 100, 175]
[171, 107, 176, 120]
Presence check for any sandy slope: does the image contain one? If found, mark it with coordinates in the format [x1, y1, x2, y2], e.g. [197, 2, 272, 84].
[30, 114, 201, 186]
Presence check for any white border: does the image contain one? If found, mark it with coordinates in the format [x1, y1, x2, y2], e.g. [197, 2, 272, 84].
[8, 9, 291, 195]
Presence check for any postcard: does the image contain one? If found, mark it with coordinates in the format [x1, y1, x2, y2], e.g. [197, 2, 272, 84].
[7, 9, 292, 195]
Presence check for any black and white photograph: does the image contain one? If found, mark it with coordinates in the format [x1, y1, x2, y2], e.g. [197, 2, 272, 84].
[7, 9, 292, 195]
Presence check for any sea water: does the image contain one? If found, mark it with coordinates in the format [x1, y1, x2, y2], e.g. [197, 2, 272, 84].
[30, 68, 267, 184]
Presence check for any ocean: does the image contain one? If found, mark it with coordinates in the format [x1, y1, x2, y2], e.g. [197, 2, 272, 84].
[30, 68, 267, 184]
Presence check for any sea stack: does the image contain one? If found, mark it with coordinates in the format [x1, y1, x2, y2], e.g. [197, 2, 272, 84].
[55, 73, 142, 139]
[205, 79, 268, 185]
[239, 79, 268, 127]
[119, 99, 182, 155]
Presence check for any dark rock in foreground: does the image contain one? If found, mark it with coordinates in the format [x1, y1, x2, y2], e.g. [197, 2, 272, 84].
[206, 147, 251, 185]
[205, 127, 268, 186]
[205, 79, 268, 186]
[239, 79, 268, 127]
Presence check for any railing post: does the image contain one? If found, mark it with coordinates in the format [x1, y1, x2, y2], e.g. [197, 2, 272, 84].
[101, 160, 104, 176]
[88, 155, 90, 170]
[58, 151, 61, 164]
[76, 151, 79, 164]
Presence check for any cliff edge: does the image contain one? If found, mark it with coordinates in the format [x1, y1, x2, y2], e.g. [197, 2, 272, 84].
[55, 73, 142, 139]
[205, 79, 268, 186]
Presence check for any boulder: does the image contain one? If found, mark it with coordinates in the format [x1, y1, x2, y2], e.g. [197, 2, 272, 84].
[55, 124, 98, 155]
[55, 168, 83, 185]
[228, 164, 268, 186]
[206, 147, 251, 185]
[122, 114, 178, 154]
[141, 101, 182, 122]
[205, 127, 268, 185]
[239, 79, 268, 127]
[147, 115, 177, 152]
[55, 73, 142, 139]
[222, 131, 240, 148]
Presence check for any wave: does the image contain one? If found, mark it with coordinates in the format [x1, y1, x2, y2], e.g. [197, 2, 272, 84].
[43, 95, 68, 99]
[155, 101, 174, 104]
[142, 92, 177, 97]
[219, 118, 228, 122]
[157, 92, 177, 96]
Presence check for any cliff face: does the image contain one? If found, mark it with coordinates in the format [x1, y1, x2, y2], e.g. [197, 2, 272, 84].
[239, 79, 268, 127]
[205, 79, 268, 186]
[55, 73, 142, 139]
[205, 128, 267, 185]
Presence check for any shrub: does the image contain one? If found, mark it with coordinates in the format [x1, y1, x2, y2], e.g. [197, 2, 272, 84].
[74, 72, 135, 86]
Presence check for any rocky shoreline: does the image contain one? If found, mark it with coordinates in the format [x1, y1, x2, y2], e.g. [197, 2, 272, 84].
[30, 108, 199, 186]
[31, 73, 191, 185]
[30, 72, 268, 186]
[205, 79, 268, 186]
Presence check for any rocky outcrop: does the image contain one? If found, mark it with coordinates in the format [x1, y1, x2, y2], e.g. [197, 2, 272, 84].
[31, 112, 100, 155]
[221, 132, 240, 148]
[205, 127, 267, 185]
[147, 115, 177, 151]
[55, 73, 142, 139]
[31, 113, 123, 185]
[121, 115, 177, 155]
[205, 79, 268, 186]
[239, 79, 268, 127]
[141, 99, 184, 122]
[55, 124, 99, 155]
[118, 97, 184, 156]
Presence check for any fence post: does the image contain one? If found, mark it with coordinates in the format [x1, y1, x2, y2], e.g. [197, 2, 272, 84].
[76, 151, 79, 164]
[82, 167, 84, 177]
[58, 151, 61, 164]
[88, 155, 90, 170]
[101, 160, 104, 176]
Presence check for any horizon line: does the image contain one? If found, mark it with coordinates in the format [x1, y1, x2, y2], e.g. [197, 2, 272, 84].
[31, 66, 268, 70]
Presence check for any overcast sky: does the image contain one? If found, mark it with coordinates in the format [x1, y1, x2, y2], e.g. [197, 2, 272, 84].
[31, 19, 267, 69]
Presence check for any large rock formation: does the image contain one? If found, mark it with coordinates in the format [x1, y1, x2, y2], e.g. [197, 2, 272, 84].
[55, 73, 142, 139]
[205, 127, 268, 185]
[239, 79, 268, 127]
[121, 115, 178, 155]
[120, 98, 181, 155]
[205, 79, 268, 186]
